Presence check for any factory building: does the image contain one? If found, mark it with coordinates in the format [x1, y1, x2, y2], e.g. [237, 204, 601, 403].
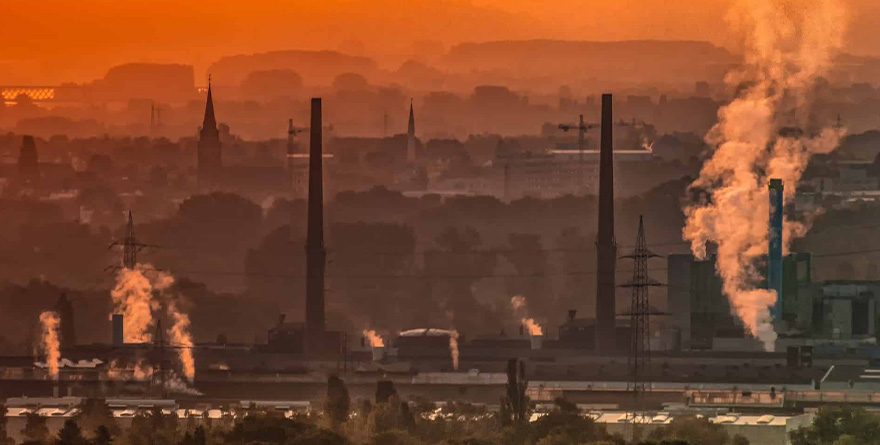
[495, 148, 653, 201]
[667, 252, 814, 350]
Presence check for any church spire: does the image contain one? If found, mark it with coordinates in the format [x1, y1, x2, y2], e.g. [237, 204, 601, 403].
[406, 98, 416, 162]
[203, 75, 217, 130]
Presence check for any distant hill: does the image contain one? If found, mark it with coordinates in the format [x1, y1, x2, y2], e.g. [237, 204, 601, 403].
[208, 50, 379, 87]
[443, 40, 739, 88]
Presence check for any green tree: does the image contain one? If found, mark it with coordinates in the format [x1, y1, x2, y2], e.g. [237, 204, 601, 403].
[180, 425, 206, 445]
[56, 419, 86, 445]
[0, 404, 10, 445]
[326, 375, 351, 427]
[648, 415, 737, 445]
[790, 406, 880, 445]
[529, 399, 606, 445]
[376, 381, 397, 405]
[500, 359, 529, 426]
[74, 399, 119, 439]
[92, 425, 112, 445]
[288, 428, 349, 445]
[21, 413, 49, 444]
[125, 408, 180, 445]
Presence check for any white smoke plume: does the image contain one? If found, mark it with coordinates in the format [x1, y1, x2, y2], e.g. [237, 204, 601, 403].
[165, 373, 203, 396]
[110, 264, 197, 380]
[107, 359, 154, 381]
[448, 330, 460, 371]
[683, 0, 847, 350]
[110, 264, 173, 343]
[166, 300, 195, 381]
[510, 296, 543, 336]
[363, 329, 384, 348]
[39, 311, 61, 380]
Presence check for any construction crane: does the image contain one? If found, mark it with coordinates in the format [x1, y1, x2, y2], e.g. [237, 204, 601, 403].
[558, 114, 600, 151]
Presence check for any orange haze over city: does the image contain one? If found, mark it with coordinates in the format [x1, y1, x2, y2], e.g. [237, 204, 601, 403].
[0, 0, 877, 84]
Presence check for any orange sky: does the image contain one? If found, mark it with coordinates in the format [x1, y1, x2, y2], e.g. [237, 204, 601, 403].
[0, 0, 875, 84]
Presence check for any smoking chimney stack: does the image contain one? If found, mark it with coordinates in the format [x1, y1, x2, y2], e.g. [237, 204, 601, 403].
[305, 98, 327, 338]
[595, 93, 618, 352]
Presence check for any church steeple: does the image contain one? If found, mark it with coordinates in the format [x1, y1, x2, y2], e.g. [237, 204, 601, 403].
[406, 99, 416, 162]
[203, 75, 217, 131]
[198, 75, 222, 184]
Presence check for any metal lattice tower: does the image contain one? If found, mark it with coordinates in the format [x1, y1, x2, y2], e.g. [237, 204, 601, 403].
[123, 211, 138, 269]
[620, 216, 663, 394]
[108, 211, 154, 272]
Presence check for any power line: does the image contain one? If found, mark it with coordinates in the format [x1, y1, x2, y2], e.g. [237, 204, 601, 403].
[145, 267, 670, 280]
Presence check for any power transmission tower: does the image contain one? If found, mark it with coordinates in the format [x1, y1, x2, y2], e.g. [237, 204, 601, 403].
[620, 215, 663, 394]
[107, 211, 155, 271]
[123, 211, 138, 269]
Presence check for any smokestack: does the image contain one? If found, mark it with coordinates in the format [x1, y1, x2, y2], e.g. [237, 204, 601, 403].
[306, 98, 327, 339]
[112, 314, 124, 346]
[530, 335, 543, 350]
[769, 179, 784, 320]
[595, 93, 618, 352]
[54, 293, 76, 349]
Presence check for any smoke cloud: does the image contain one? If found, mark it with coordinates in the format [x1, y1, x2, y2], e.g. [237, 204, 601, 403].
[167, 300, 195, 381]
[110, 264, 173, 343]
[683, 0, 847, 350]
[39, 311, 61, 380]
[449, 330, 460, 371]
[107, 359, 154, 381]
[510, 296, 543, 336]
[110, 264, 196, 380]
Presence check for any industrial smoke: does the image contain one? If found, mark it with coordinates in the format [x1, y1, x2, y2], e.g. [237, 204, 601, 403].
[39, 311, 61, 380]
[363, 329, 384, 348]
[510, 296, 543, 336]
[167, 300, 195, 381]
[110, 264, 197, 380]
[110, 264, 171, 343]
[449, 330, 460, 371]
[683, 0, 847, 350]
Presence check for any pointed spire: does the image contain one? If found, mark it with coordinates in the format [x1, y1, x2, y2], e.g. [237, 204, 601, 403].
[407, 98, 416, 162]
[203, 75, 216, 130]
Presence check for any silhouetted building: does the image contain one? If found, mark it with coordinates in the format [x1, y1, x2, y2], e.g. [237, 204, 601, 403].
[407, 100, 416, 162]
[198, 79, 222, 184]
[596, 93, 618, 352]
[54, 294, 76, 350]
[17, 135, 39, 182]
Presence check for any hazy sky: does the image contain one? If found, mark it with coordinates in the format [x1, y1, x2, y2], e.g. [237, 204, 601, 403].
[0, 0, 875, 84]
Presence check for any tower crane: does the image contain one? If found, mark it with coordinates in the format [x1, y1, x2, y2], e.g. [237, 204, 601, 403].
[558, 114, 600, 151]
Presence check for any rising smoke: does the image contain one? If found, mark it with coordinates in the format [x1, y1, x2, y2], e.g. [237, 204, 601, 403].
[110, 264, 197, 381]
[38, 311, 61, 380]
[363, 329, 384, 348]
[510, 296, 543, 336]
[110, 264, 172, 343]
[448, 330, 460, 371]
[167, 300, 195, 381]
[683, 0, 847, 350]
